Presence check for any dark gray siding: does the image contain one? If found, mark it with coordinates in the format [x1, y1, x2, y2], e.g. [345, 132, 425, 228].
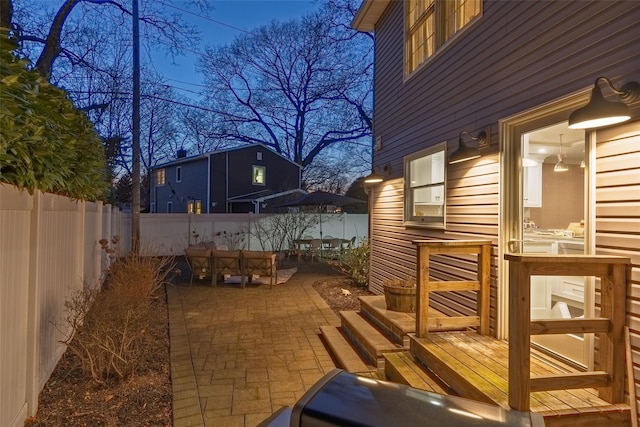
[153, 157, 208, 213]
[374, 0, 640, 177]
[210, 145, 301, 213]
[368, 0, 640, 336]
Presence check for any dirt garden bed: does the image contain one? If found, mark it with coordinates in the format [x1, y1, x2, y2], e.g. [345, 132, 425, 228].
[24, 262, 369, 426]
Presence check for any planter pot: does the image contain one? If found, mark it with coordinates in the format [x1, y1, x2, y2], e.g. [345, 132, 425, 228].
[383, 284, 417, 313]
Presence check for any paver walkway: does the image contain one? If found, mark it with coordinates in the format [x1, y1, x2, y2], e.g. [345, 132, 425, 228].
[167, 262, 341, 427]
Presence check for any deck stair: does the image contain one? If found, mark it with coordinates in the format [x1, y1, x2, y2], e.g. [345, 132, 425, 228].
[358, 295, 416, 347]
[338, 310, 404, 370]
[383, 351, 452, 395]
[318, 325, 376, 374]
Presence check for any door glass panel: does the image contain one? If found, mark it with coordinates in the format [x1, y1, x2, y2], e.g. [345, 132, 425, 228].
[521, 121, 588, 366]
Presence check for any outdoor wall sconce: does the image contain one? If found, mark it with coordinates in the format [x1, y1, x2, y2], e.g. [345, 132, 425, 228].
[448, 130, 489, 164]
[364, 164, 391, 184]
[568, 76, 639, 129]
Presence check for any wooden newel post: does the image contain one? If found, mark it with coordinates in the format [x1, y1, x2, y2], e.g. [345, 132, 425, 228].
[508, 258, 532, 411]
[416, 245, 430, 337]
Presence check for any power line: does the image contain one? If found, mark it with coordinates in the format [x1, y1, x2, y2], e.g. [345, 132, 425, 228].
[155, 1, 252, 35]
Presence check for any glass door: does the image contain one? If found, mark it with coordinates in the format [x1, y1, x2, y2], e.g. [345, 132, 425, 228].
[520, 121, 589, 366]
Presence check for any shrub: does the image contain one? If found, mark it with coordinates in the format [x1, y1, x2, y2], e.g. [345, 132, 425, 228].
[0, 30, 108, 200]
[62, 248, 174, 385]
[329, 238, 369, 287]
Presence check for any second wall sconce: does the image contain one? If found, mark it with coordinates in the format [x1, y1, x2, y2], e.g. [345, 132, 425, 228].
[364, 164, 391, 184]
[449, 130, 489, 164]
[568, 76, 639, 129]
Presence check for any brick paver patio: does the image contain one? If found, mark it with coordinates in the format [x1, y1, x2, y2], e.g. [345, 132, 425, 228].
[167, 263, 340, 426]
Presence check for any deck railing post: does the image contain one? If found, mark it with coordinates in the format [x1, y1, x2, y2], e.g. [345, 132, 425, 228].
[598, 262, 628, 403]
[508, 259, 532, 411]
[416, 244, 431, 338]
[505, 254, 629, 411]
[413, 240, 492, 338]
[478, 243, 491, 335]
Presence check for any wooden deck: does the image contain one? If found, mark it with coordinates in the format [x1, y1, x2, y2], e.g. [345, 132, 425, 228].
[320, 240, 634, 426]
[409, 331, 631, 426]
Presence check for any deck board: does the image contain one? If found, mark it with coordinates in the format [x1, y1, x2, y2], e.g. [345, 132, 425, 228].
[410, 331, 630, 425]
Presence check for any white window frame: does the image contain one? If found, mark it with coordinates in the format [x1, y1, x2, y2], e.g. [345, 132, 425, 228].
[404, 143, 446, 228]
[176, 166, 182, 183]
[405, 0, 482, 75]
[252, 165, 266, 185]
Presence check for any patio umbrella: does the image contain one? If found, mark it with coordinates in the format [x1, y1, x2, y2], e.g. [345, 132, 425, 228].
[276, 191, 366, 241]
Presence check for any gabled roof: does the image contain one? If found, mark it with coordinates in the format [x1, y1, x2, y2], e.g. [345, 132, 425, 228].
[352, 0, 391, 32]
[151, 143, 301, 170]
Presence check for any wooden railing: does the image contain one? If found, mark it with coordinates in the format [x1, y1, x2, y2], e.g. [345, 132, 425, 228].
[413, 240, 492, 338]
[505, 253, 630, 411]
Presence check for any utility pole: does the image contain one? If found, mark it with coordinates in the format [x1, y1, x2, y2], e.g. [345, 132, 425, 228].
[131, 0, 141, 253]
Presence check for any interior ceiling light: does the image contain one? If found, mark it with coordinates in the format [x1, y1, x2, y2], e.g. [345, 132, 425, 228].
[554, 134, 569, 172]
[568, 76, 639, 129]
[449, 130, 488, 164]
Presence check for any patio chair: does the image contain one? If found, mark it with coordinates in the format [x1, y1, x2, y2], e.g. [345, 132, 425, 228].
[327, 238, 344, 259]
[242, 250, 278, 288]
[308, 239, 323, 262]
[184, 246, 213, 286]
[211, 249, 241, 286]
[288, 240, 304, 262]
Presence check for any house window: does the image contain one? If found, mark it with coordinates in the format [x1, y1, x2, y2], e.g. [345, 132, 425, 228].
[176, 166, 182, 183]
[195, 200, 202, 214]
[156, 168, 166, 185]
[257, 152, 263, 160]
[167, 201, 173, 213]
[405, 144, 446, 226]
[406, 0, 481, 74]
[252, 165, 266, 185]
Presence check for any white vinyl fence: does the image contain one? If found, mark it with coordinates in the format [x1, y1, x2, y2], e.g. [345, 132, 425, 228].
[1, 184, 366, 427]
[119, 212, 369, 256]
[0, 184, 121, 427]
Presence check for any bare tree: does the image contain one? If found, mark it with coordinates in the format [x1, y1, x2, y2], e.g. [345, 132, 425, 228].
[12, 0, 207, 80]
[10, 0, 208, 202]
[197, 4, 373, 188]
[177, 108, 231, 155]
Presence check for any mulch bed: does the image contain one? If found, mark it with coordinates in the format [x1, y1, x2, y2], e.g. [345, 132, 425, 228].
[24, 261, 370, 426]
[24, 291, 172, 427]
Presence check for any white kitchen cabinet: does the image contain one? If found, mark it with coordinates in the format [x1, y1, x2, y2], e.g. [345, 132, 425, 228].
[523, 163, 542, 207]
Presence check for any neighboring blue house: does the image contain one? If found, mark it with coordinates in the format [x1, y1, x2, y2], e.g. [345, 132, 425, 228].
[150, 144, 303, 213]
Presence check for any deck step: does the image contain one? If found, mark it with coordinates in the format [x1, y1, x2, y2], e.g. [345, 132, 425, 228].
[410, 331, 631, 426]
[384, 351, 452, 395]
[340, 311, 404, 369]
[359, 295, 415, 347]
[319, 325, 375, 374]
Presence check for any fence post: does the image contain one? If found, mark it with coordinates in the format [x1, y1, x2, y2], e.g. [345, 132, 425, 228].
[25, 190, 42, 417]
